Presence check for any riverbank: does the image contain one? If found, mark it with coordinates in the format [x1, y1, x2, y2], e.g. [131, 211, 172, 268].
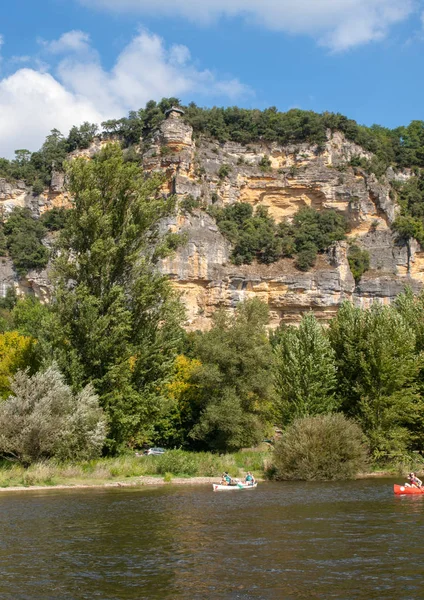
[0, 476, 223, 492]
[0, 449, 268, 490]
[0, 472, 413, 493]
[0, 449, 420, 492]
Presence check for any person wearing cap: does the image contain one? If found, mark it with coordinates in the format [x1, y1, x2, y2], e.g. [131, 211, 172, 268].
[405, 472, 422, 488]
[245, 471, 255, 485]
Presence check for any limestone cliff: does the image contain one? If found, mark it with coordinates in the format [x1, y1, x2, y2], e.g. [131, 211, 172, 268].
[148, 110, 421, 328]
[0, 108, 422, 327]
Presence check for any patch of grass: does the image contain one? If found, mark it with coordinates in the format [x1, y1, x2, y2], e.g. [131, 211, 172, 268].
[0, 450, 272, 488]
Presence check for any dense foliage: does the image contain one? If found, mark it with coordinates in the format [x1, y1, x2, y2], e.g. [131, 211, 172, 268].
[392, 171, 424, 247]
[188, 299, 275, 451]
[272, 414, 369, 481]
[0, 331, 38, 398]
[328, 302, 422, 457]
[347, 244, 370, 283]
[1, 207, 49, 275]
[0, 366, 106, 466]
[2, 136, 424, 470]
[209, 203, 347, 268]
[47, 144, 185, 450]
[272, 314, 339, 425]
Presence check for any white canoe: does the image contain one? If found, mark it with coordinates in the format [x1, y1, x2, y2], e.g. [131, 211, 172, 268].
[212, 482, 258, 491]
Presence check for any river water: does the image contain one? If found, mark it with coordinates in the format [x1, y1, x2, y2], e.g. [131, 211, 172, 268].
[0, 479, 423, 600]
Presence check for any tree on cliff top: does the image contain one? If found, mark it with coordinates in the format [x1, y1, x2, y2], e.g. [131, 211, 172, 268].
[51, 143, 185, 450]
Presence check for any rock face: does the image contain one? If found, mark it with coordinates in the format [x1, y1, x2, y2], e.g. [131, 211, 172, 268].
[1, 112, 422, 324]
[144, 111, 422, 328]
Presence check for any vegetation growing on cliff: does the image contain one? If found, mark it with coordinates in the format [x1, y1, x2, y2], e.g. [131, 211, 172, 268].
[347, 244, 370, 283]
[2, 98, 424, 188]
[209, 203, 347, 269]
[392, 170, 424, 246]
[0, 207, 49, 275]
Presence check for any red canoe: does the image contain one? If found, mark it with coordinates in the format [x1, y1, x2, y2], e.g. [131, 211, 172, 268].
[394, 484, 424, 495]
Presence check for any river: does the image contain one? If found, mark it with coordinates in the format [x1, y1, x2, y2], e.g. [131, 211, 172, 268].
[0, 478, 422, 599]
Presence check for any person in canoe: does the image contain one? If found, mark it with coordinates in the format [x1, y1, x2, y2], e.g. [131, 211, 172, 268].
[405, 472, 422, 488]
[244, 472, 256, 486]
[221, 472, 235, 486]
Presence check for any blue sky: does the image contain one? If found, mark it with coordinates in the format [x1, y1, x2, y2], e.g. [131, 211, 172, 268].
[0, 0, 423, 157]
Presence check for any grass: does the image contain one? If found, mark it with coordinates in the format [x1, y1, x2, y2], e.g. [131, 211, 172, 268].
[0, 449, 271, 489]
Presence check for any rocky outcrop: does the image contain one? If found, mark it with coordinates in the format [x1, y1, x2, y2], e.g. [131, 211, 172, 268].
[0, 111, 420, 324]
[150, 111, 420, 328]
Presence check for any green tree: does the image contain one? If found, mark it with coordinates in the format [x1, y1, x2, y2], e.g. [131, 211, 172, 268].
[3, 207, 49, 275]
[66, 122, 99, 152]
[328, 302, 422, 457]
[50, 143, 185, 449]
[0, 365, 107, 466]
[272, 313, 338, 425]
[189, 299, 274, 451]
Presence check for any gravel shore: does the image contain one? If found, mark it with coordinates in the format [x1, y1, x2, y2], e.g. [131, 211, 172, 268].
[0, 476, 221, 492]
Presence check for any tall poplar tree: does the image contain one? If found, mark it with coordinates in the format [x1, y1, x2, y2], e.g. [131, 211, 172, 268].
[272, 313, 338, 426]
[51, 144, 185, 449]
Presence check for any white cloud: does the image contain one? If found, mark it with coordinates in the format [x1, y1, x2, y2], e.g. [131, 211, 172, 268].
[0, 69, 103, 158]
[80, 0, 418, 50]
[0, 30, 249, 158]
[42, 30, 92, 55]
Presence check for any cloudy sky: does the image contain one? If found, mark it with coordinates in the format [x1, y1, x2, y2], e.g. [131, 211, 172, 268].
[0, 0, 423, 157]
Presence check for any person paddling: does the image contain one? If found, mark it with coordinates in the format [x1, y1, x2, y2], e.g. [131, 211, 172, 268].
[405, 472, 422, 488]
[245, 471, 255, 485]
[222, 472, 234, 486]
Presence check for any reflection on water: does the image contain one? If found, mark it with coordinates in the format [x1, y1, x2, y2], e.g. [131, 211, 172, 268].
[0, 479, 423, 599]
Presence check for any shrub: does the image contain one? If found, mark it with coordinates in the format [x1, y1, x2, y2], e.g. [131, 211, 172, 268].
[271, 413, 369, 481]
[348, 245, 370, 282]
[218, 164, 231, 179]
[32, 180, 45, 196]
[155, 450, 199, 476]
[294, 242, 317, 271]
[40, 207, 69, 231]
[0, 365, 107, 466]
[259, 155, 272, 171]
[180, 195, 202, 214]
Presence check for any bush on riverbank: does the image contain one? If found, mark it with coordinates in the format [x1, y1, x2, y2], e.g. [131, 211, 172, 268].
[271, 414, 369, 481]
[0, 450, 269, 488]
[0, 366, 107, 466]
